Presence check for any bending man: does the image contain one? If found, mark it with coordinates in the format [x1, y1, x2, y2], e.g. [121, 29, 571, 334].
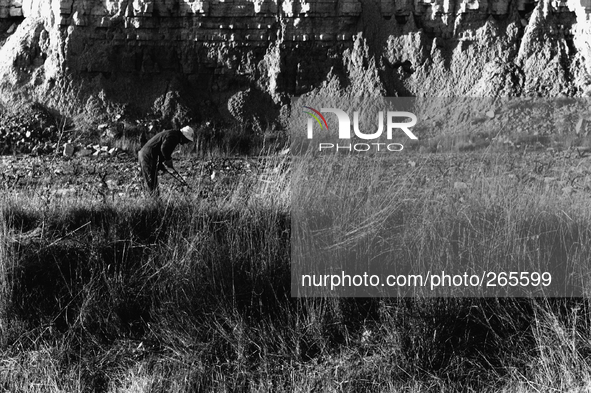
[138, 125, 194, 196]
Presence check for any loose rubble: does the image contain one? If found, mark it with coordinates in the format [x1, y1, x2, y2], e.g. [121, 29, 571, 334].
[62, 141, 121, 158]
[0, 105, 59, 155]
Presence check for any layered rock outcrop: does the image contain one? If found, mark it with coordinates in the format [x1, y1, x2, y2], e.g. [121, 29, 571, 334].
[0, 0, 590, 124]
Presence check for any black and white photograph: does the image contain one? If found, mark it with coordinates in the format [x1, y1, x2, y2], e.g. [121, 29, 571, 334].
[1, 0, 591, 391]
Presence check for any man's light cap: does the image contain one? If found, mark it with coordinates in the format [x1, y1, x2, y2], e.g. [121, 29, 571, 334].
[181, 126, 195, 142]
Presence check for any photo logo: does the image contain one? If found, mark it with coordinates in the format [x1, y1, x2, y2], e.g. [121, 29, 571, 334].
[303, 106, 329, 135]
[304, 107, 418, 152]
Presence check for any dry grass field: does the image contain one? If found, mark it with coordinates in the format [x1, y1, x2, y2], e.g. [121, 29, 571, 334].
[2, 136, 591, 391]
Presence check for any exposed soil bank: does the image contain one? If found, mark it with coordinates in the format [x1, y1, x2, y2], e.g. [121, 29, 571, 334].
[1, 0, 590, 128]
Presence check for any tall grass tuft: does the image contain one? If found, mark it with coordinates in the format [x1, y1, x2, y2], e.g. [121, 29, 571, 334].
[0, 212, 10, 343]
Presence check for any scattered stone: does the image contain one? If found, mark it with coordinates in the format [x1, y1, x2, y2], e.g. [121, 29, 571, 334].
[108, 147, 118, 156]
[102, 128, 118, 139]
[106, 179, 118, 190]
[63, 143, 75, 157]
[408, 160, 417, 168]
[454, 181, 469, 190]
[471, 116, 488, 125]
[77, 148, 93, 157]
[485, 110, 495, 119]
[576, 118, 587, 135]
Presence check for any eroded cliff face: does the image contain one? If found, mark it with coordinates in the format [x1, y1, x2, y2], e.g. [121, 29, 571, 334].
[0, 0, 590, 125]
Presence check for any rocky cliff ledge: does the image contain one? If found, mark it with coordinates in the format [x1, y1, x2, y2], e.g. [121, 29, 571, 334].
[0, 0, 590, 125]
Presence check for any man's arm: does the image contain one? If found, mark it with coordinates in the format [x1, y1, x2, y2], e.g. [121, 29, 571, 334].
[160, 132, 179, 169]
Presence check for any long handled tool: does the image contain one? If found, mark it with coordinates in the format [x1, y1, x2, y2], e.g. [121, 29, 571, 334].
[161, 165, 192, 189]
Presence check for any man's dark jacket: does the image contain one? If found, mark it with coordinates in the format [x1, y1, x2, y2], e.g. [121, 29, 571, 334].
[138, 129, 187, 195]
[139, 129, 186, 167]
